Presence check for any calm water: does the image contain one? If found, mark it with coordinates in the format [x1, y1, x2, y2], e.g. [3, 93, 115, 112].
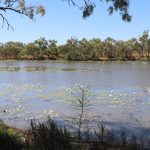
[0, 60, 150, 128]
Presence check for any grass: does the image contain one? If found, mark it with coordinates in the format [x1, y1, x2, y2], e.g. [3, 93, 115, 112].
[26, 118, 150, 150]
[1, 117, 150, 150]
[26, 117, 77, 150]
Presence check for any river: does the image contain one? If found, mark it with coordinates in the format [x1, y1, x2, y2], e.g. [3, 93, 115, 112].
[0, 60, 150, 129]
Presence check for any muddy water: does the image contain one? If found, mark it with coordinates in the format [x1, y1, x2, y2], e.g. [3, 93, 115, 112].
[0, 60, 150, 128]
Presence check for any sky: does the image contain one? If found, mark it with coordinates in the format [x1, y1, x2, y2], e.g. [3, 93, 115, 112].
[0, 0, 150, 45]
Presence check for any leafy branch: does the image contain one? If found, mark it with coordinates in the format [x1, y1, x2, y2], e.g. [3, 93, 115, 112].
[65, 0, 131, 21]
[0, 0, 45, 30]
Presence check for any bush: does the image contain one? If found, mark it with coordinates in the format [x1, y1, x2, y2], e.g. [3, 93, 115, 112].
[27, 117, 77, 150]
[0, 120, 23, 150]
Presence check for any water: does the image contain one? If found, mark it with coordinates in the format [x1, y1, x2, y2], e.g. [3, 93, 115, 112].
[0, 60, 150, 128]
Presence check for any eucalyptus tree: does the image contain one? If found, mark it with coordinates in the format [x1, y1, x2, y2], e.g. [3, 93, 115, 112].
[88, 38, 103, 60]
[61, 37, 80, 61]
[1, 41, 23, 59]
[25, 43, 38, 59]
[78, 38, 93, 60]
[0, 43, 4, 58]
[0, 0, 45, 30]
[126, 38, 139, 58]
[0, 0, 131, 30]
[114, 40, 129, 60]
[65, 0, 131, 21]
[33, 37, 48, 59]
[46, 40, 58, 59]
[103, 37, 116, 59]
[26, 37, 48, 59]
[138, 30, 150, 58]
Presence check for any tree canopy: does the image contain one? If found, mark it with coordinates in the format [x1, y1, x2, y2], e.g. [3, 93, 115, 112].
[0, 0, 131, 29]
[0, 30, 150, 61]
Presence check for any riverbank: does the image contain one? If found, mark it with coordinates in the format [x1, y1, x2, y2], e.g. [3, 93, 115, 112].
[1, 117, 150, 150]
[0, 56, 150, 61]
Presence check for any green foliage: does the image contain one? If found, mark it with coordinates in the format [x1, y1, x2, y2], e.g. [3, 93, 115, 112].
[0, 42, 22, 59]
[0, 0, 45, 29]
[106, 0, 131, 22]
[66, 0, 131, 22]
[0, 30, 150, 61]
[0, 0, 131, 30]
[46, 40, 58, 60]
[0, 120, 23, 150]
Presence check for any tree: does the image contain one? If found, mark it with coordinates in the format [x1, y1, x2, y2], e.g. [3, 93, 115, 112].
[78, 38, 93, 60]
[46, 40, 58, 59]
[25, 42, 37, 59]
[102, 37, 116, 59]
[60, 37, 80, 61]
[65, 0, 131, 21]
[126, 38, 139, 59]
[0, 41, 23, 59]
[25, 38, 48, 60]
[0, 0, 45, 30]
[65, 85, 94, 142]
[33, 37, 48, 59]
[138, 30, 150, 58]
[0, 0, 131, 30]
[115, 40, 129, 60]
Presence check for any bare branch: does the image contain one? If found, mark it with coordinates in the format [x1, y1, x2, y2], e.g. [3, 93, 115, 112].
[0, 13, 14, 30]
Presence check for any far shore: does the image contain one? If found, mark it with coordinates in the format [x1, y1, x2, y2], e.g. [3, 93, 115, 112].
[0, 57, 150, 61]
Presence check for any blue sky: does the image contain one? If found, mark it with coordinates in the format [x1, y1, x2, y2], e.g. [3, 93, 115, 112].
[0, 0, 150, 45]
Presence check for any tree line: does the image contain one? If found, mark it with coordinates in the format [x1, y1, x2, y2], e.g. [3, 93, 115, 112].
[0, 30, 150, 61]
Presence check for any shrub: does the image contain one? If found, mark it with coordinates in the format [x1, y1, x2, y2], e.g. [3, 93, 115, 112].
[27, 117, 77, 150]
[0, 120, 23, 150]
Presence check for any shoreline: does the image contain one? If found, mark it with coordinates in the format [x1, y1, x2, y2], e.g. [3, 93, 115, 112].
[0, 58, 149, 62]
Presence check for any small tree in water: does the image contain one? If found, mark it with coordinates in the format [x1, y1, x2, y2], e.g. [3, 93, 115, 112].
[65, 85, 95, 143]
